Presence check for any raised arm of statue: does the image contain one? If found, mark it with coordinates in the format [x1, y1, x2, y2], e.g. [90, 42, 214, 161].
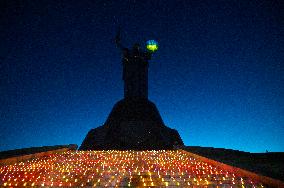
[115, 27, 124, 50]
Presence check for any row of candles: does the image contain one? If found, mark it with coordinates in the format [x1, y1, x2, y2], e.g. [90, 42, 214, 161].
[0, 150, 264, 187]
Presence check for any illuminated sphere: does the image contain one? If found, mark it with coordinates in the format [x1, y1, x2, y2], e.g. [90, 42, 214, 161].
[146, 40, 158, 52]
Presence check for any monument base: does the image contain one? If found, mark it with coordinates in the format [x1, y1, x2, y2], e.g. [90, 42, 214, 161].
[80, 98, 183, 150]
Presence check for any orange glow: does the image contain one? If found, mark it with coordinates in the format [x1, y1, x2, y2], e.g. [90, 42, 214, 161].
[0, 150, 262, 187]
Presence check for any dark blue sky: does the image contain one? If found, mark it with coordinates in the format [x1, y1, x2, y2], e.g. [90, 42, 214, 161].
[1, 0, 283, 152]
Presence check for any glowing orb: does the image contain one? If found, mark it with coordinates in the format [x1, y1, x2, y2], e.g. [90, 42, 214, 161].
[146, 40, 158, 52]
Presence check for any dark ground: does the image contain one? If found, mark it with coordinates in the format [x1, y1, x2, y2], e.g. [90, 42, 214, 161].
[0, 144, 77, 160]
[184, 146, 284, 181]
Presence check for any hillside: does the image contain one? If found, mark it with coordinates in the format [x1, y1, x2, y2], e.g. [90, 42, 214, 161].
[0, 144, 77, 160]
[184, 146, 284, 181]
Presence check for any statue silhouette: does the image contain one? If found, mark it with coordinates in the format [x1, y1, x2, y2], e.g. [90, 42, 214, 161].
[115, 30, 151, 99]
[79, 30, 184, 150]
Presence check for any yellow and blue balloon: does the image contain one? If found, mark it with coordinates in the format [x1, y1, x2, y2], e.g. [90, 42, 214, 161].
[146, 40, 158, 53]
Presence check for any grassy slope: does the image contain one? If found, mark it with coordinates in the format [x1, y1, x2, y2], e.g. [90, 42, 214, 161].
[184, 146, 284, 181]
[0, 145, 77, 160]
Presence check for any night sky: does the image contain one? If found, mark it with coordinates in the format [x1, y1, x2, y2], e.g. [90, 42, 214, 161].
[1, 0, 283, 152]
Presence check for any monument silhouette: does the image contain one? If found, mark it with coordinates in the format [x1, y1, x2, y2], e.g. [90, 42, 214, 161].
[80, 31, 183, 150]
